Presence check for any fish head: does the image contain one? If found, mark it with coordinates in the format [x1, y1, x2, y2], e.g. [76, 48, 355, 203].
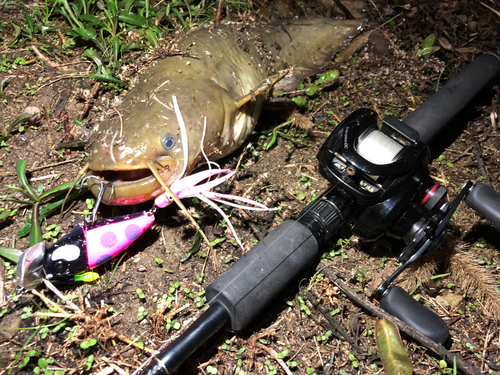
[87, 110, 183, 205]
[87, 79, 236, 205]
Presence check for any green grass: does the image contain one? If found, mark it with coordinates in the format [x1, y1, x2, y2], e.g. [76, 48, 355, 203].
[5, 0, 255, 89]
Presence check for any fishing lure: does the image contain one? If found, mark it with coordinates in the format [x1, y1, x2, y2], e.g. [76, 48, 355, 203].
[17, 210, 155, 290]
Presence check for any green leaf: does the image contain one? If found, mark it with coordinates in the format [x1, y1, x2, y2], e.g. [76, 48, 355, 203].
[306, 83, 318, 96]
[0, 246, 22, 262]
[16, 160, 38, 201]
[136, 288, 145, 299]
[210, 237, 226, 246]
[112, 36, 120, 62]
[421, 34, 436, 49]
[293, 96, 307, 108]
[73, 27, 97, 40]
[416, 34, 440, 57]
[144, 28, 159, 48]
[119, 12, 148, 27]
[0, 209, 17, 220]
[315, 69, 339, 84]
[87, 73, 127, 86]
[181, 230, 202, 262]
[8, 22, 21, 47]
[37, 180, 78, 201]
[375, 318, 413, 375]
[263, 130, 278, 151]
[85, 354, 95, 371]
[416, 46, 440, 57]
[292, 191, 306, 201]
[79, 14, 101, 25]
[7, 114, 32, 133]
[17, 189, 87, 237]
[38, 358, 47, 369]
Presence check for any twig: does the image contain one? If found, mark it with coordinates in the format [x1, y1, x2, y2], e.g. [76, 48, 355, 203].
[238, 208, 264, 241]
[2, 158, 81, 177]
[0, 260, 4, 305]
[79, 82, 100, 120]
[61, 163, 89, 215]
[302, 289, 360, 351]
[313, 336, 324, 368]
[31, 45, 59, 68]
[214, 0, 224, 25]
[147, 160, 219, 273]
[480, 1, 500, 18]
[36, 73, 89, 92]
[233, 142, 252, 176]
[29, 174, 60, 182]
[42, 278, 82, 313]
[31, 289, 69, 314]
[255, 342, 294, 375]
[320, 264, 481, 375]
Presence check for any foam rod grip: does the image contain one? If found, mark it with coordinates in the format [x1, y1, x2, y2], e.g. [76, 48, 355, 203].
[404, 54, 500, 145]
[206, 221, 318, 331]
[379, 286, 449, 344]
[465, 183, 500, 228]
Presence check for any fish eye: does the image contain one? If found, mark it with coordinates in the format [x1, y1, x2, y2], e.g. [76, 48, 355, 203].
[162, 135, 176, 150]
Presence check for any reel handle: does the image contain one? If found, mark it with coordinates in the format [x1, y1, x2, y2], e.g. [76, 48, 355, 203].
[379, 286, 449, 343]
[465, 183, 500, 227]
[404, 54, 500, 145]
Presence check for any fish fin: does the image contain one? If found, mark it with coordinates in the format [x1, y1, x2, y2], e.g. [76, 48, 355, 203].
[234, 69, 291, 109]
[335, 31, 373, 63]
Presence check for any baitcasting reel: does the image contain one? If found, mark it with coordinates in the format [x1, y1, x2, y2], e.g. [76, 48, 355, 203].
[313, 108, 481, 342]
[318, 108, 450, 258]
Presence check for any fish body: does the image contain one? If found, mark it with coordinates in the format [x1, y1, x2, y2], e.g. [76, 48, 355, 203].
[88, 19, 362, 205]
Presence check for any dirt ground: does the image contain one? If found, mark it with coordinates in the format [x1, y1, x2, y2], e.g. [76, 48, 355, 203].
[0, 0, 500, 374]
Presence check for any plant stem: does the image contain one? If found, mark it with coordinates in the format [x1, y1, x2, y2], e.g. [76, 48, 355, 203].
[60, 0, 84, 28]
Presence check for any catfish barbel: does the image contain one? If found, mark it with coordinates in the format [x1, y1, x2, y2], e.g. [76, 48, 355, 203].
[87, 18, 362, 205]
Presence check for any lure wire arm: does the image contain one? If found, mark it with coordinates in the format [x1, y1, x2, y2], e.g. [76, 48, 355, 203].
[80, 176, 115, 223]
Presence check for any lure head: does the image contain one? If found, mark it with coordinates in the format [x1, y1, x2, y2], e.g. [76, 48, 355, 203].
[87, 77, 238, 205]
[17, 242, 46, 290]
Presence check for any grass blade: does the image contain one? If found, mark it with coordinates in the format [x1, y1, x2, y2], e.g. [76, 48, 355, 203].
[15, 160, 38, 202]
[88, 73, 127, 85]
[29, 202, 43, 246]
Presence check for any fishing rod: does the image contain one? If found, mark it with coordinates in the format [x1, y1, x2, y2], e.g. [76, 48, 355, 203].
[137, 54, 500, 374]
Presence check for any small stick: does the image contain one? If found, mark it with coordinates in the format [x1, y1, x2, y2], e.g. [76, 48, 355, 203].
[0, 260, 4, 305]
[42, 278, 83, 313]
[79, 82, 100, 120]
[255, 342, 294, 375]
[147, 161, 219, 273]
[302, 289, 359, 351]
[31, 289, 70, 314]
[31, 45, 59, 68]
[2, 158, 81, 177]
[313, 336, 324, 368]
[214, 0, 224, 25]
[36, 73, 89, 92]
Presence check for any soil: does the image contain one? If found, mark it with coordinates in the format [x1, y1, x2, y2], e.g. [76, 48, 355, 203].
[0, 1, 500, 374]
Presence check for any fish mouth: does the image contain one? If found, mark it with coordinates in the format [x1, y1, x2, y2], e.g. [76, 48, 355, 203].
[87, 165, 179, 206]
